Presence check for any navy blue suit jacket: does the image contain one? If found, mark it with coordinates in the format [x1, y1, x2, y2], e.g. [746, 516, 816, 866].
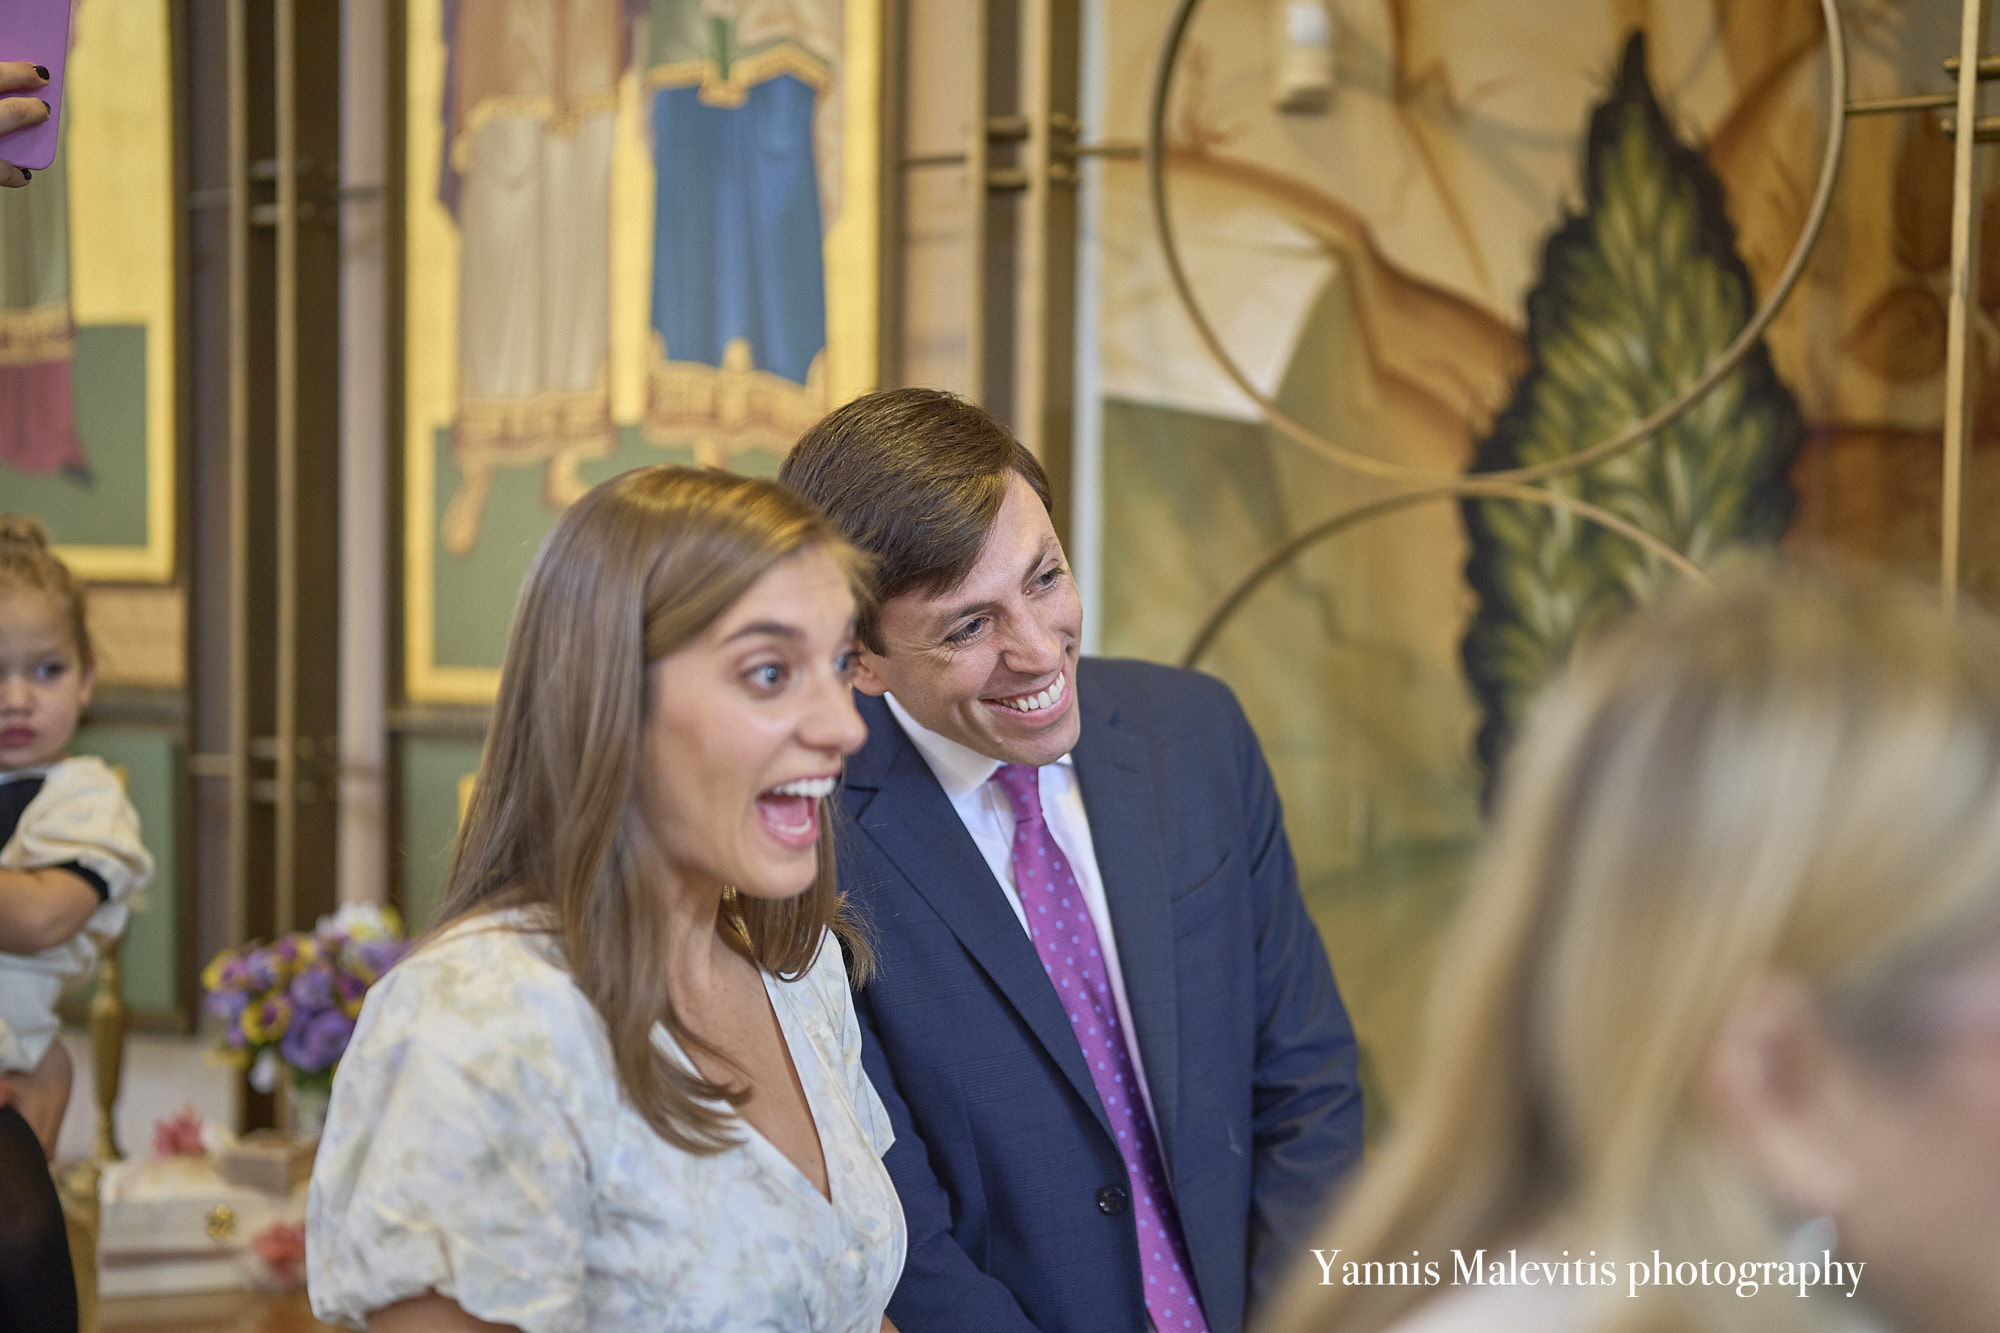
[837, 657, 1363, 1333]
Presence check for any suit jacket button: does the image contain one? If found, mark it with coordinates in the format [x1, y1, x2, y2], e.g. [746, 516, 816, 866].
[1096, 1185, 1129, 1215]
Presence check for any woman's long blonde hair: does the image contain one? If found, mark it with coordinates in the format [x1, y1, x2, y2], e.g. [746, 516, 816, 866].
[436, 466, 873, 1153]
[1270, 568, 2000, 1333]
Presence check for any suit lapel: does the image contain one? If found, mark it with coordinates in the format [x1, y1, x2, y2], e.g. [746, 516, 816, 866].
[844, 695, 1116, 1142]
[1071, 674, 1183, 1168]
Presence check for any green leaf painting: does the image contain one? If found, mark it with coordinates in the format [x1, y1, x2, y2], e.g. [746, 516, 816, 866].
[1460, 31, 1802, 790]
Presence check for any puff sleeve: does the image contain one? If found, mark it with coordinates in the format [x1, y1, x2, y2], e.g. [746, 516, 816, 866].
[0, 757, 155, 1070]
[306, 929, 605, 1333]
[8, 756, 153, 910]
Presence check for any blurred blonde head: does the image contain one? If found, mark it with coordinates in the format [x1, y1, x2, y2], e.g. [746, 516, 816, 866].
[1271, 568, 2000, 1333]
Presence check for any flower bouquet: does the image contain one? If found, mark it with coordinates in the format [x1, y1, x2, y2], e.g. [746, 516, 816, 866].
[201, 903, 412, 1136]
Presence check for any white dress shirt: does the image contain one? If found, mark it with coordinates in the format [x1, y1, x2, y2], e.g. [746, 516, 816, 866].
[882, 693, 1162, 1133]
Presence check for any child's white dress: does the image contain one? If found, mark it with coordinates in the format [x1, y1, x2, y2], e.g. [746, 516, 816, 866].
[0, 757, 154, 1073]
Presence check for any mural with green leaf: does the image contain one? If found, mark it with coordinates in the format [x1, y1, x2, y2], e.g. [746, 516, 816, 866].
[1460, 32, 1803, 786]
[1090, 0, 1911, 1133]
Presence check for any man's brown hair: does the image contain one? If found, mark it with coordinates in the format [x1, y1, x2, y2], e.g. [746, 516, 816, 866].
[780, 387, 1052, 652]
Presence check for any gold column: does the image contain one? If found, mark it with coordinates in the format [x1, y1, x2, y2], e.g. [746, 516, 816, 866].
[1942, 0, 1993, 606]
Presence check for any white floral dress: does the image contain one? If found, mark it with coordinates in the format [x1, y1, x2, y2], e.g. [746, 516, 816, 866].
[306, 912, 906, 1332]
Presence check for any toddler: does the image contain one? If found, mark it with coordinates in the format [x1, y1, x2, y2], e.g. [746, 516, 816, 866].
[0, 515, 152, 1331]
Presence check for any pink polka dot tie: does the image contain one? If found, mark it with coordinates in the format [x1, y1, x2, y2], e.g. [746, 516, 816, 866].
[993, 764, 1210, 1332]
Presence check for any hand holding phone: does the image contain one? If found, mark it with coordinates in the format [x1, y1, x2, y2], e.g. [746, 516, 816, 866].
[0, 0, 74, 182]
[0, 63, 53, 186]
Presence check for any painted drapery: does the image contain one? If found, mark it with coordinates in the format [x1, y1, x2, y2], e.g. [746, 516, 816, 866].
[438, 0, 627, 555]
[433, 0, 848, 553]
[0, 138, 84, 481]
[643, 0, 840, 465]
[405, 0, 871, 705]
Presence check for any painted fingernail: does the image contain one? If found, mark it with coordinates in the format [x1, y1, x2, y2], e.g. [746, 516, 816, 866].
[33, 66, 48, 81]
[20, 170, 30, 181]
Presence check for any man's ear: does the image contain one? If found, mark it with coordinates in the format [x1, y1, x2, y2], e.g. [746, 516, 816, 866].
[850, 650, 892, 698]
[1702, 973, 1859, 1218]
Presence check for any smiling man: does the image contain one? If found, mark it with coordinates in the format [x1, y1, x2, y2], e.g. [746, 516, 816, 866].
[780, 388, 1363, 1333]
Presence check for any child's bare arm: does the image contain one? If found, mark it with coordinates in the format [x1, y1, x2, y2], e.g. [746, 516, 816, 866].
[0, 1039, 72, 1160]
[0, 867, 101, 954]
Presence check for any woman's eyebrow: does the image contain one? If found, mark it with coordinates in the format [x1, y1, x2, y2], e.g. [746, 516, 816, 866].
[722, 621, 805, 644]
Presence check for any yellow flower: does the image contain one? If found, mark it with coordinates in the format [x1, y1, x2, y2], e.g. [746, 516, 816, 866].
[269, 934, 319, 982]
[240, 995, 294, 1044]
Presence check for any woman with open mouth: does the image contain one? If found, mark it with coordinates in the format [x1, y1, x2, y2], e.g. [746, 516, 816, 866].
[306, 466, 906, 1333]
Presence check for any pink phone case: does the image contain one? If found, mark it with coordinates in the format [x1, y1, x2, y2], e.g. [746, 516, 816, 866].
[0, 0, 73, 173]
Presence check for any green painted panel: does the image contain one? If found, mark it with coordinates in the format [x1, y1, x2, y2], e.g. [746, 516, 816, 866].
[2, 325, 148, 547]
[398, 737, 486, 933]
[429, 425, 786, 672]
[64, 723, 182, 1024]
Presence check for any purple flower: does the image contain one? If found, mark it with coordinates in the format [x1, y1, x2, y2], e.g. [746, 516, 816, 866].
[289, 964, 336, 1013]
[204, 988, 250, 1023]
[352, 938, 409, 981]
[245, 949, 280, 991]
[279, 1006, 354, 1075]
